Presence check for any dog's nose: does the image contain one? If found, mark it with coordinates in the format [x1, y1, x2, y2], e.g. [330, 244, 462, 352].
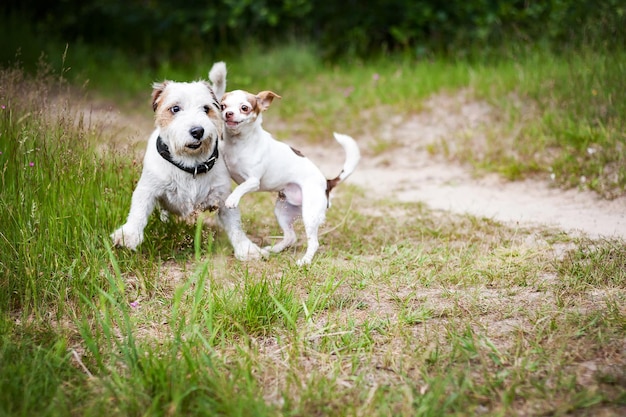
[225, 111, 234, 119]
[189, 127, 204, 140]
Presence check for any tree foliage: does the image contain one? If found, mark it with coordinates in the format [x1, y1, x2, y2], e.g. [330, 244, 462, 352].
[2, 0, 624, 61]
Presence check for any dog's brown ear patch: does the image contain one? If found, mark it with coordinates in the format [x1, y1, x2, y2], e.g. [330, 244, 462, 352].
[152, 81, 168, 112]
[290, 146, 305, 158]
[256, 91, 281, 112]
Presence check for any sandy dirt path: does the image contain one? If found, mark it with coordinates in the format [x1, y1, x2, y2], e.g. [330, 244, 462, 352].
[348, 161, 626, 239]
[304, 91, 626, 240]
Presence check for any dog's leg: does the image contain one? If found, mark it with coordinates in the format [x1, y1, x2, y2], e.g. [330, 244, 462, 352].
[111, 176, 157, 250]
[217, 200, 268, 260]
[265, 197, 300, 254]
[224, 178, 260, 208]
[296, 192, 327, 266]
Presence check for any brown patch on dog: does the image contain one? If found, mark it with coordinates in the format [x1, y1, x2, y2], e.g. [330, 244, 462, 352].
[214, 115, 224, 140]
[239, 92, 257, 114]
[151, 82, 168, 112]
[326, 174, 342, 203]
[290, 147, 305, 157]
[256, 91, 281, 112]
[151, 82, 176, 129]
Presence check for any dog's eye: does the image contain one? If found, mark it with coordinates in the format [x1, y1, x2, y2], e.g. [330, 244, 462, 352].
[203, 105, 211, 114]
[241, 105, 249, 113]
[220, 104, 226, 111]
[170, 105, 181, 114]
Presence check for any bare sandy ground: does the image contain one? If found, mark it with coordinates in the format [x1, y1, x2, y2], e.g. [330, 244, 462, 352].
[349, 159, 626, 240]
[304, 91, 626, 240]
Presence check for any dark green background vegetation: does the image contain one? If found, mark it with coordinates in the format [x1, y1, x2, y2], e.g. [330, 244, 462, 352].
[2, 0, 624, 66]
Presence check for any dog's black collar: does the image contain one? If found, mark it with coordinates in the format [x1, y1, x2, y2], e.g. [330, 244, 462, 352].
[156, 136, 219, 178]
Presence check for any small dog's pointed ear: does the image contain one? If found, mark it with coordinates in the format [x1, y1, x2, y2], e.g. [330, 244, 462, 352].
[256, 91, 281, 111]
[151, 81, 168, 112]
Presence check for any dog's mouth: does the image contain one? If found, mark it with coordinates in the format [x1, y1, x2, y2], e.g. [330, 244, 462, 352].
[226, 120, 240, 128]
[186, 142, 202, 150]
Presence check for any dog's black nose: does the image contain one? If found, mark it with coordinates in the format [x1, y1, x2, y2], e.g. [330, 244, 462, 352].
[189, 127, 204, 140]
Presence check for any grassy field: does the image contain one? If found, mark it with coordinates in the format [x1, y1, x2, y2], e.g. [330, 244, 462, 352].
[1, 46, 625, 416]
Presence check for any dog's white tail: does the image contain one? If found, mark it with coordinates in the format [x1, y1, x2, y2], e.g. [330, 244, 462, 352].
[326, 132, 361, 194]
[208, 62, 227, 99]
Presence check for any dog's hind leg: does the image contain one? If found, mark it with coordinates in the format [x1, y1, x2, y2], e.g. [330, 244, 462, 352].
[296, 193, 327, 266]
[265, 196, 300, 254]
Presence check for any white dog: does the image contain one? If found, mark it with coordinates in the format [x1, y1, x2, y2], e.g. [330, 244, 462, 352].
[219, 89, 360, 265]
[111, 63, 266, 261]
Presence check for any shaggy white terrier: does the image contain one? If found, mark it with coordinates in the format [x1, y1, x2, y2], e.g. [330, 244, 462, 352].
[111, 63, 266, 260]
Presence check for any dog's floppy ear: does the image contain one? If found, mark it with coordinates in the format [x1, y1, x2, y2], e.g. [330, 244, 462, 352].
[256, 91, 281, 112]
[151, 81, 168, 112]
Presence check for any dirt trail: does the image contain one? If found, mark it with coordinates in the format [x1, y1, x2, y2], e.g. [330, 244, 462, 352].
[348, 160, 626, 239]
[304, 92, 626, 240]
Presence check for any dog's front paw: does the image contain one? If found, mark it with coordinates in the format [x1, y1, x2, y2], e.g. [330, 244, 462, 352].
[224, 194, 239, 209]
[296, 257, 312, 267]
[111, 226, 143, 250]
[234, 241, 269, 261]
[198, 195, 221, 213]
[159, 209, 170, 223]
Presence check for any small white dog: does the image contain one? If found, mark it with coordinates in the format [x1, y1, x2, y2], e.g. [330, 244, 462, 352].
[219, 89, 360, 265]
[111, 63, 266, 261]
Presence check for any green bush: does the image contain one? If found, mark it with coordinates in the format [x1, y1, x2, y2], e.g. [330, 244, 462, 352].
[2, 0, 624, 64]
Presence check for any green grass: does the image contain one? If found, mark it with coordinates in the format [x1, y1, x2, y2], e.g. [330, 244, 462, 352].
[1, 46, 625, 416]
[441, 48, 626, 198]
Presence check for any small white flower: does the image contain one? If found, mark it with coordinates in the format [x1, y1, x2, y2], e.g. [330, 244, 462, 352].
[580, 175, 587, 183]
[550, 173, 556, 181]
[587, 147, 596, 155]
